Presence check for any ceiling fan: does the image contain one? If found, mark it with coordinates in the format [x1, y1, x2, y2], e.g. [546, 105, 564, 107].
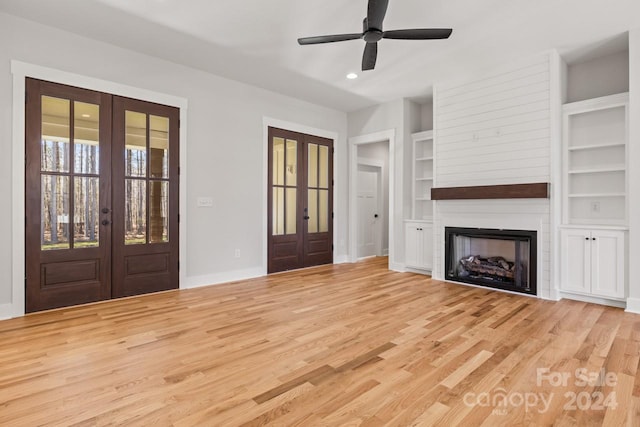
[297, 0, 453, 71]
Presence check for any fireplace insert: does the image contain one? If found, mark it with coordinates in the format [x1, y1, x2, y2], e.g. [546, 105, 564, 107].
[445, 227, 536, 295]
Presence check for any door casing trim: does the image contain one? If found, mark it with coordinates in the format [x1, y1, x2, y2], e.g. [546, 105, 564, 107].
[262, 118, 339, 276]
[10, 60, 188, 319]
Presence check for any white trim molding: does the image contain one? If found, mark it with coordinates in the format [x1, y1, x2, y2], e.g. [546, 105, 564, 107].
[348, 129, 396, 267]
[10, 61, 189, 319]
[626, 297, 640, 314]
[186, 267, 265, 290]
[262, 117, 340, 274]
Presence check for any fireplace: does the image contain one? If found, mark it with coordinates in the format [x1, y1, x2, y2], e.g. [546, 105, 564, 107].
[445, 227, 537, 295]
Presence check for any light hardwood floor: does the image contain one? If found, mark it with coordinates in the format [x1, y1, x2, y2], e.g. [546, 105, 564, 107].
[1, 257, 639, 426]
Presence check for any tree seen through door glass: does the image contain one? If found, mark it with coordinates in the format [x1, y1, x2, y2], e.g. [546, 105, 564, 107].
[149, 181, 169, 243]
[125, 111, 147, 177]
[150, 115, 169, 178]
[125, 179, 147, 244]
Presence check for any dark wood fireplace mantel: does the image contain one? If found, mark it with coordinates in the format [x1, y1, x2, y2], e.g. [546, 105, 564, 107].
[431, 183, 549, 201]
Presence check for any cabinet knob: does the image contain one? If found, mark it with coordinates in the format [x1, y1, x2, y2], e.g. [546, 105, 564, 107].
[585, 237, 589, 240]
[592, 238, 596, 241]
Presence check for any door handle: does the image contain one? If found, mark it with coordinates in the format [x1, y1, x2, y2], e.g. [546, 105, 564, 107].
[101, 220, 111, 226]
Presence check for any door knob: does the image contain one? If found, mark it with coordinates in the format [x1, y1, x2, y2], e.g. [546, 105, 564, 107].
[303, 216, 310, 220]
[101, 219, 110, 226]
[374, 214, 379, 218]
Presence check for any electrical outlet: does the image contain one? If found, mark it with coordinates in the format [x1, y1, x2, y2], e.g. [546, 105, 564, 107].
[591, 202, 600, 213]
[234, 249, 241, 258]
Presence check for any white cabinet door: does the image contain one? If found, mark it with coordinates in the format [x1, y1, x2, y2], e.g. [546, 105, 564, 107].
[560, 228, 591, 294]
[421, 224, 433, 270]
[405, 224, 421, 269]
[590, 230, 625, 298]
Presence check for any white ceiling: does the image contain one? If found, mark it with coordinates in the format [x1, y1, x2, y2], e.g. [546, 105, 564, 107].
[1, 0, 639, 112]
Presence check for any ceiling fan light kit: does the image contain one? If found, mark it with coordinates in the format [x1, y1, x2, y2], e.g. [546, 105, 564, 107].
[298, 0, 452, 71]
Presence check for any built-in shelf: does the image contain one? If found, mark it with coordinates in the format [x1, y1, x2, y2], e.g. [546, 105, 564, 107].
[568, 142, 625, 151]
[568, 193, 626, 198]
[562, 92, 628, 227]
[568, 167, 625, 174]
[412, 130, 434, 220]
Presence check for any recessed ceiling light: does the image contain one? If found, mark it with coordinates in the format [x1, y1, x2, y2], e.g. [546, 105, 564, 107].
[346, 73, 358, 80]
[81, 113, 91, 118]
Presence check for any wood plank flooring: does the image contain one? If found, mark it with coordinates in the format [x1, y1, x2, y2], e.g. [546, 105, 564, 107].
[1, 257, 640, 426]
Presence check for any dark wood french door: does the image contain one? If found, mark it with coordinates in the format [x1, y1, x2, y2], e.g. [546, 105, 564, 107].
[267, 127, 333, 273]
[25, 79, 179, 313]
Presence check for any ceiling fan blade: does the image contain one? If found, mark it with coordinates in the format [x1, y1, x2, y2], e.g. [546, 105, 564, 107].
[367, 0, 389, 30]
[298, 33, 362, 45]
[383, 28, 453, 40]
[362, 42, 378, 71]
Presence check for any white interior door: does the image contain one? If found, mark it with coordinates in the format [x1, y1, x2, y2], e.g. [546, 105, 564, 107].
[357, 165, 380, 258]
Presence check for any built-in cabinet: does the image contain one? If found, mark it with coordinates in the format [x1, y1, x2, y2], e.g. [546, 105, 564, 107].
[560, 228, 625, 299]
[560, 93, 628, 303]
[405, 221, 433, 271]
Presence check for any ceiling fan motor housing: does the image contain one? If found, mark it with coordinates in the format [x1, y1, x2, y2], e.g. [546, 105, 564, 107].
[363, 30, 383, 43]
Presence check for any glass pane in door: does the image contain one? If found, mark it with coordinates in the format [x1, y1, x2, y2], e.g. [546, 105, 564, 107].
[41, 175, 70, 250]
[149, 180, 169, 243]
[74, 102, 100, 174]
[285, 139, 297, 186]
[73, 177, 99, 248]
[308, 144, 318, 187]
[273, 137, 285, 186]
[319, 190, 329, 233]
[286, 188, 296, 235]
[41, 96, 70, 173]
[150, 115, 169, 179]
[308, 189, 318, 233]
[273, 187, 284, 235]
[319, 145, 329, 188]
[125, 111, 147, 177]
[125, 179, 147, 244]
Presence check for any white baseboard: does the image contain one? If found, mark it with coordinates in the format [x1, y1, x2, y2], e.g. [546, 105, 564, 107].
[334, 255, 350, 264]
[404, 267, 432, 276]
[185, 267, 266, 289]
[559, 292, 626, 309]
[389, 262, 405, 272]
[625, 297, 640, 314]
[382, 248, 389, 256]
[0, 303, 14, 320]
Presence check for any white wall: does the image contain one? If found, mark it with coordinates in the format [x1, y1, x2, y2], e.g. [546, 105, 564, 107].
[0, 12, 348, 313]
[420, 101, 434, 132]
[567, 50, 630, 103]
[357, 141, 390, 253]
[628, 29, 640, 313]
[433, 53, 554, 298]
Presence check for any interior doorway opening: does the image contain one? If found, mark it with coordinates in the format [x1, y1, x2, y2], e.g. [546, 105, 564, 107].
[348, 129, 396, 266]
[356, 141, 390, 260]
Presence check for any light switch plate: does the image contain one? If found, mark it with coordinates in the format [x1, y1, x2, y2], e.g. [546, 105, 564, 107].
[197, 197, 213, 207]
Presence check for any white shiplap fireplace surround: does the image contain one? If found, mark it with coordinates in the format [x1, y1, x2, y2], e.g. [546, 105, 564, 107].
[430, 51, 560, 301]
